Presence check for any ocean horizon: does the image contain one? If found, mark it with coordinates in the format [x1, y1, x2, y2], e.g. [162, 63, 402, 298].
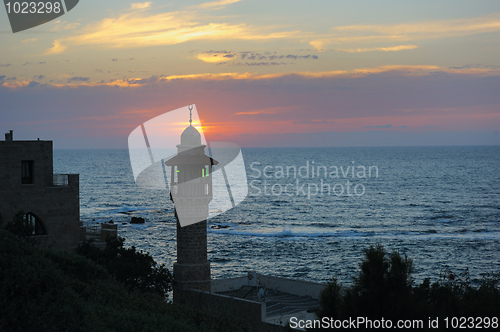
[53, 145, 500, 286]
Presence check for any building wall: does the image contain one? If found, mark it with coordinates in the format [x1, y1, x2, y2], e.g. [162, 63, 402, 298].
[0, 140, 80, 250]
[212, 273, 326, 299]
[180, 289, 284, 332]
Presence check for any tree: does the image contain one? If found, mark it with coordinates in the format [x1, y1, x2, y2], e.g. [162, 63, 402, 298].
[351, 245, 413, 318]
[317, 245, 500, 330]
[76, 236, 173, 299]
[317, 278, 342, 319]
[0, 229, 243, 332]
[318, 245, 415, 320]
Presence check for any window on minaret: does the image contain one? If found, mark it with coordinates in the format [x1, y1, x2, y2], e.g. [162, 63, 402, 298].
[21, 160, 34, 184]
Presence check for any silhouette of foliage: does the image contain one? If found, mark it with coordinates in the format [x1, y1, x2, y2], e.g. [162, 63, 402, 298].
[317, 278, 342, 319]
[317, 245, 500, 331]
[76, 236, 173, 299]
[0, 229, 244, 332]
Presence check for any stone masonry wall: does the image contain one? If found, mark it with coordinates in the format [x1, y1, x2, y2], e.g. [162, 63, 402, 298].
[0, 140, 80, 250]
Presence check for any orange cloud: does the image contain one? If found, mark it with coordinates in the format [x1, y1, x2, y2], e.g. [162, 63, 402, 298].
[4, 64, 500, 89]
[44, 2, 296, 54]
[196, 51, 236, 63]
[45, 40, 67, 55]
[130, 2, 152, 10]
[191, 0, 242, 10]
[339, 45, 418, 53]
[1, 80, 32, 88]
[235, 106, 297, 115]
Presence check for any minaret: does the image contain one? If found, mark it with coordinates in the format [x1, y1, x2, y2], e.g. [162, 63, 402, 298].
[165, 108, 218, 302]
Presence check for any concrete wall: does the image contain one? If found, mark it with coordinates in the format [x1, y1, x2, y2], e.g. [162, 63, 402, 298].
[258, 274, 326, 299]
[180, 289, 284, 332]
[0, 140, 80, 250]
[212, 272, 326, 299]
[211, 276, 248, 293]
[208, 273, 326, 331]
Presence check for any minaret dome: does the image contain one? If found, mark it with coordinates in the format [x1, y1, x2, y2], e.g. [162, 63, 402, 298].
[180, 125, 201, 147]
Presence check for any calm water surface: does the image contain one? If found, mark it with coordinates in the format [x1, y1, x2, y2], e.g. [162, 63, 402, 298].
[53, 146, 500, 285]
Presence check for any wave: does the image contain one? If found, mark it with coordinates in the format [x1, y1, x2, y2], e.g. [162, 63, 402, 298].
[209, 227, 376, 238]
[208, 227, 500, 240]
[110, 206, 151, 214]
[121, 223, 151, 230]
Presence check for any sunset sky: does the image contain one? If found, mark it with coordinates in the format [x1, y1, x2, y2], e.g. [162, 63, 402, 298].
[1, 0, 500, 148]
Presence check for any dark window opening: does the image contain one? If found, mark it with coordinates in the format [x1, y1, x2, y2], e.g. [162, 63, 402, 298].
[25, 213, 47, 235]
[21, 160, 34, 184]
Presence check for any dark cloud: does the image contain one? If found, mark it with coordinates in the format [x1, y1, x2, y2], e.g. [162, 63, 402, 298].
[33, 75, 45, 80]
[28, 81, 40, 88]
[240, 52, 318, 62]
[0, 76, 17, 83]
[1, 71, 498, 148]
[284, 54, 319, 60]
[38, 62, 46, 65]
[364, 124, 392, 129]
[231, 131, 500, 147]
[126, 75, 162, 85]
[217, 51, 319, 66]
[293, 119, 331, 125]
[111, 58, 135, 62]
[67, 76, 90, 83]
[22, 62, 30, 66]
[227, 62, 286, 66]
[0, 64, 11, 67]
[202, 50, 232, 54]
[449, 64, 500, 69]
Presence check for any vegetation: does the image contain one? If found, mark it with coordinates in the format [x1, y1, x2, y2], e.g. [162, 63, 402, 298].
[316, 245, 500, 331]
[4, 207, 498, 331]
[76, 237, 173, 299]
[0, 226, 244, 332]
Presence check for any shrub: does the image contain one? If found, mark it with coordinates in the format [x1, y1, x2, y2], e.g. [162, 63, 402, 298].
[350, 245, 414, 319]
[76, 236, 173, 299]
[317, 278, 342, 319]
[317, 245, 500, 330]
[0, 229, 244, 332]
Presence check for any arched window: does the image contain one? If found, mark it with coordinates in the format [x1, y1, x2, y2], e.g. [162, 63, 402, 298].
[25, 213, 47, 235]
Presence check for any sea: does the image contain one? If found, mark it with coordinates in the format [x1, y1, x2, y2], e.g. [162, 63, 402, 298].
[53, 146, 500, 286]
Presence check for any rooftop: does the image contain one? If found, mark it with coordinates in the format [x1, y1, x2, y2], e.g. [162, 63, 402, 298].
[211, 272, 325, 328]
[219, 284, 319, 326]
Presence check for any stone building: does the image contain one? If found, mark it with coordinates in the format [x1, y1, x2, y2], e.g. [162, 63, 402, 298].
[0, 130, 80, 249]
